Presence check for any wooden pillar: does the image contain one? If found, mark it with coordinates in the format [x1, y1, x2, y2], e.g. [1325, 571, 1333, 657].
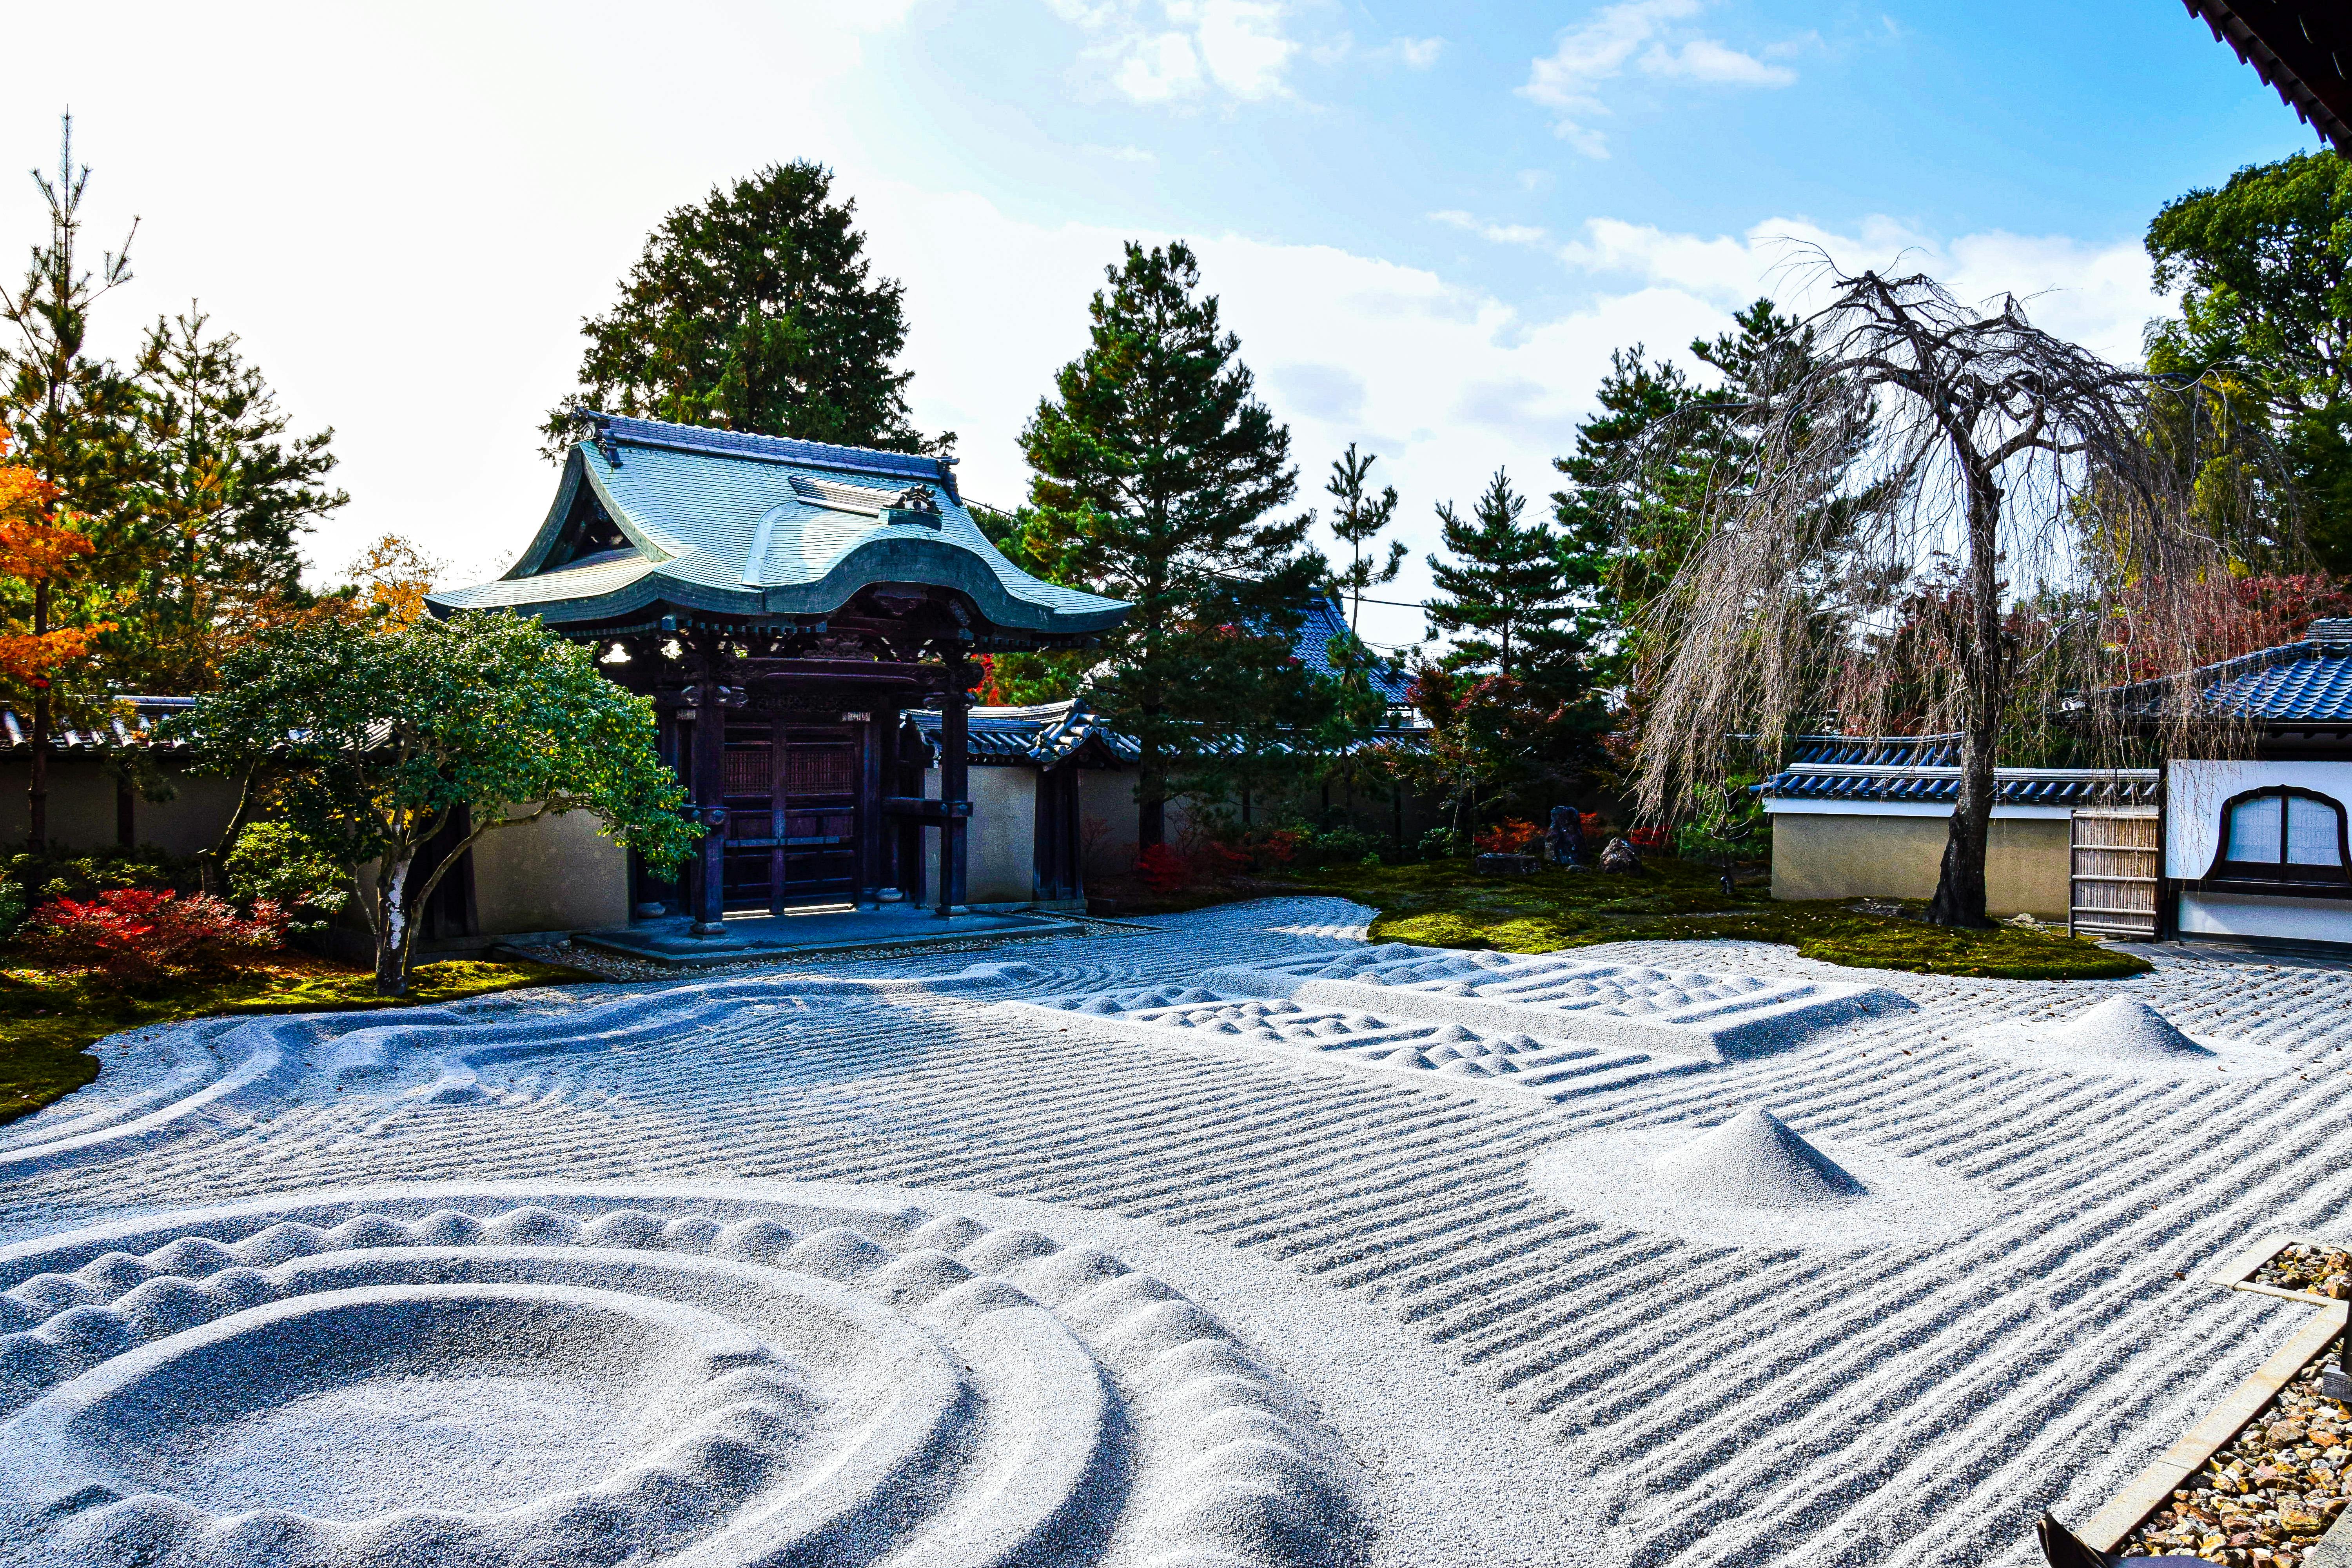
[938, 662, 971, 918]
[690, 657, 729, 936]
[896, 715, 926, 906]
[768, 715, 789, 916]
[870, 710, 894, 907]
[858, 710, 886, 909]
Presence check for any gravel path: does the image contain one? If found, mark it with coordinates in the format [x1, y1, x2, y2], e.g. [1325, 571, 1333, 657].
[6, 897, 2352, 1566]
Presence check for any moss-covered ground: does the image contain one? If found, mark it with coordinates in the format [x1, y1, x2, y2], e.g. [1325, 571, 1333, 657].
[0, 954, 596, 1127]
[1264, 856, 2151, 982]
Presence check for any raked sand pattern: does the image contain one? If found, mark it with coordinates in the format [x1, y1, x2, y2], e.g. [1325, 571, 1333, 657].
[7, 897, 2352, 1566]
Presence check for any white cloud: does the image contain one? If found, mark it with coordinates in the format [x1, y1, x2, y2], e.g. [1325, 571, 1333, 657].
[1521, 0, 1800, 156]
[1054, 0, 1299, 105]
[1552, 214, 2163, 365]
[1430, 209, 1547, 247]
[1641, 37, 1795, 85]
[1390, 36, 1444, 69]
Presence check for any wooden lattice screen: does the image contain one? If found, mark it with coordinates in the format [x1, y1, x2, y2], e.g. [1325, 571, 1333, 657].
[2069, 811, 2161, 941]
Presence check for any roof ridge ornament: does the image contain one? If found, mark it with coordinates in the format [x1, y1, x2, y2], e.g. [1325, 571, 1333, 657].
[576, 406, 621, 468]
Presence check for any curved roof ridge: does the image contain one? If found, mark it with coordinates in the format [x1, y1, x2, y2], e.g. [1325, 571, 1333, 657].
[592, 412, 955, 495]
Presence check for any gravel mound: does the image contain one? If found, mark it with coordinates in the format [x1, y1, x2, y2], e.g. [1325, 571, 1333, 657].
[1651, 1108, 1868, 1209]
[2045, 996, 2215, 1061]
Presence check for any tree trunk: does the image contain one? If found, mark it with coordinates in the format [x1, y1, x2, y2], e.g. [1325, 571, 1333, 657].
[1926, 469, 2005, 929]
[27, 582, 48, 853]
[374, 852, 412, 996]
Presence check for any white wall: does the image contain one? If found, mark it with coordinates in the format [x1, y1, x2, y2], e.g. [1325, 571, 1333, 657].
[2169, 759, 2352, 947]
[469, 807, 631, 935]
[2166, 760, 2352, 878]
[919, 765, 1037, 907]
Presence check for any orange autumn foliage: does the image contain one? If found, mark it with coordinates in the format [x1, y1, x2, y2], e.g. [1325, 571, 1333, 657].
[0, 430, 114, 688]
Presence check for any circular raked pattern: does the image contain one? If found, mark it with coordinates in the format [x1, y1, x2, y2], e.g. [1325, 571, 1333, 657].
[0, 1187, 1362, 1568]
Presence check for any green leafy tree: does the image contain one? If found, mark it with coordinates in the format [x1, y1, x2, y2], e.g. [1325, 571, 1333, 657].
[169, 613, 697, 994]
[1322, 443, 1404, 631]
[545, 162, 944, 458]
[126, 309, 346, 688]
[1020, 240, 1327, 848]
[0, 114, 144, 849]
[2145, 151, 2352, 567]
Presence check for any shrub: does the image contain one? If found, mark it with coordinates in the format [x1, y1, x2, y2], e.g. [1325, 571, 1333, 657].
[1134, 844, 1192, 895]
[1418, 826, 1470, 860]
[3, 846, 196, 905]
[1626, 826, 1671, 853]
[1475, 819, 1542, 856]
[33, 889, 287, 988]
[226, 820, 352, 929]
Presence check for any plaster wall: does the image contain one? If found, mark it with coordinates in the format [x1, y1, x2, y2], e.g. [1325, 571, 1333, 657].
[0, 758, 242, 858]
[2166, 759, 2352, 947]
[917, 766, 1038, 906]
[2166, 759, 2352, 878]
[469, 808, 632, 935]
[1078, 769, 1200, 877]
[1769, 811, 2072, 918]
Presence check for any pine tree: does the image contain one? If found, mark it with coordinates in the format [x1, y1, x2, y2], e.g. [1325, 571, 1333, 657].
[127, 309, 347, 688]
[1020, 241, 1325, 848]
[0, 114, 142, 848]
[544, 162, 945, 457]
[1323, 443, 1403, 631]
[1425, 470, 1573, 679]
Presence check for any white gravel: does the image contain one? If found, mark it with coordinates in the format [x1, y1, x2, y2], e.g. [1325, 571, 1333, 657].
[4, 897, 2352, 1567]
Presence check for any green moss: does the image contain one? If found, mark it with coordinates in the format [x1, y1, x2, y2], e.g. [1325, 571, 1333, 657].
[1273, 857, 2149, 981]
[0, 956, 598, 1127]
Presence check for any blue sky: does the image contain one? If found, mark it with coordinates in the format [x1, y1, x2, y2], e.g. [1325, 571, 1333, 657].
[0, 1, 2321, 649]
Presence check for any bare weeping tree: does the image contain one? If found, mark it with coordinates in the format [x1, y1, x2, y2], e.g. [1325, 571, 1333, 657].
[1636, 266, 2265, 928]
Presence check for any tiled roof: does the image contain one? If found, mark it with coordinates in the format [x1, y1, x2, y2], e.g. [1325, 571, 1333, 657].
[905, 699, 1134, 766]
[1291, 594, 1416, 706]
[0, 696, 197, 753]
[2201, 635, 2352, 722]
[1759, 735, 2158, 808]
[429, 412, 1129, 638]
[590, 415, 953, 491]
[903, 697, 1428, 766]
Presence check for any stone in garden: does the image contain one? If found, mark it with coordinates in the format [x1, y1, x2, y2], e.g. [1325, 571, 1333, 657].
[1546, 804, 1584, 866]
[1599, 837, 1642, 874]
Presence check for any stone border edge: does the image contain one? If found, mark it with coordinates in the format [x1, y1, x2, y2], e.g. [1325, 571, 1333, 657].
[2071, 1229, 2352, 1553]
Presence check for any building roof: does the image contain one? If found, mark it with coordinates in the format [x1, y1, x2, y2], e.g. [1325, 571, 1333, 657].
[1758, 734, 2160, 810]
[902, 696, 1428, 767]
[2184, 1, 2352, 155]
[428, 413, 1128, 639]
[0, 696, 195, 755]
[2194, 621, 2352, 721]
[1291, 593, 1416, 707]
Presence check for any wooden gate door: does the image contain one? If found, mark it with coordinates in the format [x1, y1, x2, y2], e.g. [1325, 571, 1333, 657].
[720, 722, 864, 910]
[779, 724, 860, 904]
[2069, 811, 2161, 940]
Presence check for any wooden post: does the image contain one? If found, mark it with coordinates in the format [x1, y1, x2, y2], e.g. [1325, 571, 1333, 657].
[897, 714, 926, 907]
[939, 662, 971, 918]
[691, 653, 728, 936]
[870, 710, 894, 907]
[769, 715, 789, 916]
[858, 710, 885, 909]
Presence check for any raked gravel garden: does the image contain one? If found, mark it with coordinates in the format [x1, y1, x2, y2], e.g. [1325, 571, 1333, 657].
[3, 894, 2350, 1567]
